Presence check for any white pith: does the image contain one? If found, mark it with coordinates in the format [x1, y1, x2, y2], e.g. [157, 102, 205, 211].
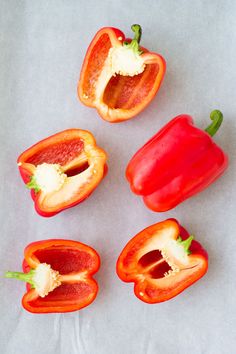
[33, 263, 61, 298]
[41, 163, 95, 206]
[34, 161, 96, 204]
[34, 163, 67, 193]
[139, 229, 190, 279]
[160, 249, 180, 278]
[161, 239, 189, 277]
[108, 46, 146, 77]
[58, 164, 94, 201]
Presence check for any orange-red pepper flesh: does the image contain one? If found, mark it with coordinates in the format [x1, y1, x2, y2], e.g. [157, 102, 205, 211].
[117, 219, 208, 304]
[26, 139, 84, 166]
[11, 239, 100, 313]
[78, 25, 166, 122]
[17, 129, 107, 217]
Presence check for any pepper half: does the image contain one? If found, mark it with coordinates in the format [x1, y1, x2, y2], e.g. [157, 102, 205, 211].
[116, 219, 208, 303]
[126, 110, 228, 211]
[5, 239, 100, 313]
[17, 129, 107, 217]
[78, 24, 166, 123]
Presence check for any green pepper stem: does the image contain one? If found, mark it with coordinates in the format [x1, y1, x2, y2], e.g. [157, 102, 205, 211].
[177, 235, 194, 255]
[5, 270, 35, 286]
[26, 175, 41, 193]
[131, 24, 142, 44]
[123, 24, 143, 55]
[205, 110, 223, 137]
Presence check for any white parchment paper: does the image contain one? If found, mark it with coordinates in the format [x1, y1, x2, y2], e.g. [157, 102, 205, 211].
[1, 1, 236, 353]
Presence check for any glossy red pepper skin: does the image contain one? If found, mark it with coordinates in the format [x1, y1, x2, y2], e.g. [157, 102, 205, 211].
[126, 113, 228, 212]
[116, 219, 208, 304]
[78, 26, 166, 123]
[17, 129, 107, 217]
[15, 239, 100, 313]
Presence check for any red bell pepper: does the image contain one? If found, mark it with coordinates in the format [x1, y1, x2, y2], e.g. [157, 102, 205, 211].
[126, 110, 228, 211]
[5, 239, 100, 313]
[117, 219, 208, 303]
[17, 129, 107, 217]
[78, 24, 166, 123]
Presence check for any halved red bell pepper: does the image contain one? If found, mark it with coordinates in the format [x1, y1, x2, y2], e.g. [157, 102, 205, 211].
[117, 219, 208, 303]
[5, 239, 100, 313]
[126, 110, 228, 211]
[78, 24, 166, 123]
[17, 129, 107, 217]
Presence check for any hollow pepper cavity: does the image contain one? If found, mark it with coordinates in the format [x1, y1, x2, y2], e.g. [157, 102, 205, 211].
[126, 110, 228, 212]
[5, 239, 100, 313]
[117, 219, 208, 303]
[78, 24, 166, 123]
[17, 129, 107, 217]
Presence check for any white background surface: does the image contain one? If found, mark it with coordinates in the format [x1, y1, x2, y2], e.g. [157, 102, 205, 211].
[1, 1, 236, 353]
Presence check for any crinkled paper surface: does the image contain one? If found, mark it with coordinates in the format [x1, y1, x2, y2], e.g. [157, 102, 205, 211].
[0, 1, 236, 353]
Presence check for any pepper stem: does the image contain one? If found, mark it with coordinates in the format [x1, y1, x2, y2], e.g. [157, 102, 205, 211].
[123, 24, 143, 55]
[5, 270, 35, 286]
[205, 110, 223, 137]
[131, 24, 142, 44]
[26, 175, 41, 193]
[177, 235, 194, 255]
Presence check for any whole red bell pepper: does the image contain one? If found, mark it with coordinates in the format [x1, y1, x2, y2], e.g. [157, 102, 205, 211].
[5, 239, 100, 313]
[126, 110, 228, 211]
[78, 24, 166, 123]
[18, 129, 107, 217]
[117, 219, 208, 303]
